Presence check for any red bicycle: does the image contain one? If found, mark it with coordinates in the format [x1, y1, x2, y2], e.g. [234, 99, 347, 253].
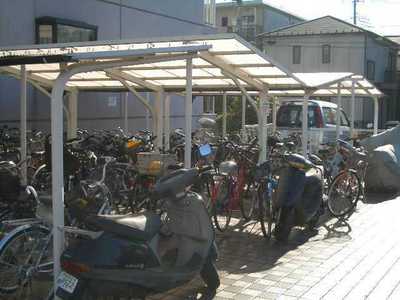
[211, 139, 259, 232]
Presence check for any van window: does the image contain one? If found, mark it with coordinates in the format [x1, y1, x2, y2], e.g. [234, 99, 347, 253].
[322, 107, 349, 126]
[277, 105, 317, 127]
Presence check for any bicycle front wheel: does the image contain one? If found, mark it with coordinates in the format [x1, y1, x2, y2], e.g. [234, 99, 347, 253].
[0, 225, 52, 294]
[327, 171, 361, 217]
[258, 185, 274, 240]
[212, 178, 232, 232]
[240, 180, 257, 221]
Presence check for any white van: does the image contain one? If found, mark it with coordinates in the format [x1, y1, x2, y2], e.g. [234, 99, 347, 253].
[276, 100, 350, 150]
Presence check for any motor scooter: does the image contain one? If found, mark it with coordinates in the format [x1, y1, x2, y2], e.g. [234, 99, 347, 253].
[274, 153, 324, 242]
[55, 167, 219, 299]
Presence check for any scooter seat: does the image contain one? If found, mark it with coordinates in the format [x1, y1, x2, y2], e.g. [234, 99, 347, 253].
[86, 211, 161, 241]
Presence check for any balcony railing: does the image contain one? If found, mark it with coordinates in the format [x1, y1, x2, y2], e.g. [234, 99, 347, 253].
[227, 24, 263, 43]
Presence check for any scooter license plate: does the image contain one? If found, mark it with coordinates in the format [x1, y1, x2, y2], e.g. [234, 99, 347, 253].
[56, 271, 78, 294]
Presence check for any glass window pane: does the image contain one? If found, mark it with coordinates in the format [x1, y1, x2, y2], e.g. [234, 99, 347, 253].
[367, 60, 375, 80]
[203, 96, 215, 113]
[323, 107, 336, 125]
[322, 45, 331, 64]
[57, 24, 96, 43]
[38, 25, 53, 44]
[293, 46, 301, 64]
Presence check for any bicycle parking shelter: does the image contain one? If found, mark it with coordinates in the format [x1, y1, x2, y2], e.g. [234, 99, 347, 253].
[0, 33, 383, 295]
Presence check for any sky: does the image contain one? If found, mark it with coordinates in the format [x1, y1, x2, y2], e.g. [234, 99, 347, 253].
[217, 0, 400, 36]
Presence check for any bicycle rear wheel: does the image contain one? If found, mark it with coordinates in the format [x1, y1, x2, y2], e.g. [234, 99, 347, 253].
[0, 225, 52, 294]
[212, 178, 232, 232]
[327, 171, 361, 217]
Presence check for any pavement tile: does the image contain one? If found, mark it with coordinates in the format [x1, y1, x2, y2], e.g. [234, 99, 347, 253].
[13, 194, 400, 300]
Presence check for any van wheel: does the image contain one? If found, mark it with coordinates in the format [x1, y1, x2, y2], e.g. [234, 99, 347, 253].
[200, 257, 220, 292]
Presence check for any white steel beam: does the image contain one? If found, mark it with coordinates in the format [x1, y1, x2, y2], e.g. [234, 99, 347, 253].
[222, 92, 227, 138]
[155, 90, 164, 151]
[272, 97, 277, 134]
[67, 90, 78, 140]
[199, 52, 265, 90]
[241, 94, 247, 141]
[20, 65, 27, 185]
[350, 80, 356, 139]
[124, 92, 129, 134]
[146, 92, 151, 130]
[164, 94, 171, 150]
[302, 91, 313, 156]
[373, 96, 379, 135]
[185, 58, 193, 168]
[106, 75, 157, 131]
[336, 83, 342, 140]
[259, 90, 269, 163]
[106, 69, 162, 92]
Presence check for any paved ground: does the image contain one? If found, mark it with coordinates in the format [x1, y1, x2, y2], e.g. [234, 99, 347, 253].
[3, 193, 400, 300]
[150, 192, 400, 300]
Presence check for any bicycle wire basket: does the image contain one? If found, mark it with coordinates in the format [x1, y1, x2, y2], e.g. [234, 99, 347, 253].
[136, 152, 177, 176]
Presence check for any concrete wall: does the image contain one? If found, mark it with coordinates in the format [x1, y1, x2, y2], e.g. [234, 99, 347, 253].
[262, 33, 374, 125]
[0, 0, 214, 133]
[263, 34, 365, 74]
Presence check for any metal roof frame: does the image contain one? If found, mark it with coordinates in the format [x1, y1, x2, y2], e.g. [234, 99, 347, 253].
[0, 35, 384, 295]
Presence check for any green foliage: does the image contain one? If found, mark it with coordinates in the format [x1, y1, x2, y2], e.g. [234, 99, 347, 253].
[215, 96, 258, 135]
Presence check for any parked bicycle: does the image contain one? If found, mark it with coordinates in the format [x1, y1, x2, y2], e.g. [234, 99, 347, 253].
[211, 138, 259, 231]
[326, 139, 368, 218]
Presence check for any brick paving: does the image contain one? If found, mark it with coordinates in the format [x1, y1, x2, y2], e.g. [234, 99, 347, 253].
[3, 193, 400, 300]
[150, 193, 400, 300]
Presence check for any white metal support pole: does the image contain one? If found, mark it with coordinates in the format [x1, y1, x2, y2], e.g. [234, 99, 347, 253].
[302, 92, 311, 156]
[146, 92, 151, 130]
[272, 97, 277, 134]
[350, 80, 356, 139]
[20, 65, 27, 185]
[155, 90, 164, 151]
[184, 57, 193, 168]
[222, 92, 227, 138]
[124, 92, 129, 134]
[336, 83, 342, 140]
[259, 90, 268, 163]
[164, 94, 171, 151]
[373, 96, 379, 135]
[67, 90, 78, 140]
[241, 94, 247, 141]
[51, 73, 68, 295]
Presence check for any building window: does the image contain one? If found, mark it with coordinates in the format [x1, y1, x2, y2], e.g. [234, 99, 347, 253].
[239, 15, 255, 25]
[292, 45, 301, 64]
[367, 60, 375, 80]
[203, 96, 215, 114]
[36, 17, 97, 44]
[322, 45, 331, 64]
[203, 0, 216, 26]
[388, 52, 396, 71]
[221, 17, 228, 27]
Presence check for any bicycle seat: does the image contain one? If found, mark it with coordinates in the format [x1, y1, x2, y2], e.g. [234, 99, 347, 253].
[218, 160, 238, 176]
[309, 154, 323, 166]
[167, 163, 184, 171]
[86, 211, 161, 241]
